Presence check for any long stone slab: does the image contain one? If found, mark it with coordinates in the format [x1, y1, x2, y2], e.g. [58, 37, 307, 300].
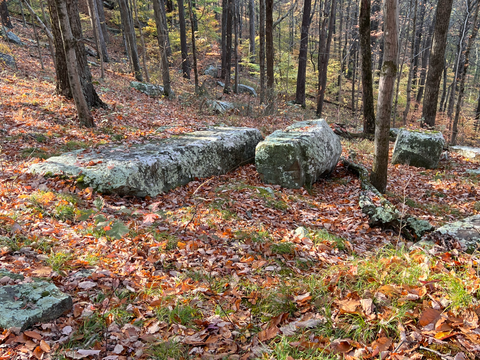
[0, 281, 72, 332]
[30, 127, 263, 197]
[255, 119, 342, 188]
[450, 146, 480, 160]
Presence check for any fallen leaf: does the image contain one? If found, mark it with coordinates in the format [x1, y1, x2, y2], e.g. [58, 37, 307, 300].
[419, 308, 441, 327]
[258, 325, 279, 342]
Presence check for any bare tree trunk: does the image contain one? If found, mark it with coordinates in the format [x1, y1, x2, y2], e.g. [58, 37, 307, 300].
[0, 0, 12, 28]
[412, 0, 425, 88]
[451, 0, 480, 145]
[371, 0, 398, 194]
[89, 0, 108, 64]
[415, 18, 433, 106]
[224, 0, 233, 93]
[153, 0, 173, 97]
[221, 0, 227, 78]
[359, 0, 375, 134]
[249, 0, 255, 61]
[295, 0, 312, 107]
[39, 0, 56, 62]
[133, 0, 150, 82]
[403, 0, 417, 125]
[96, 0, 108, 43]
[259, 0, 265, 103]
[439, 62, 448, 112]
[234, 0, 239, 93]
[316, 0, 336, 117]
[178, 0, 190, 79]
[188, 0, 199, 92]
[119, 0, 143, 81]
[421, 0, 454, 127]
[265, 0, 274, 105]
[54, 0, 94, 127]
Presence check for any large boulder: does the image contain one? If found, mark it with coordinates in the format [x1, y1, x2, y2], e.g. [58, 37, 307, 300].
[255, 119, 342, 188]
[0, 281, 72, 332]
[427, 215, 480, 254]
[450, 146, 480, 160]
[30, 127, 263, 197]
[237, 84, 257, 97]
[391, 129, 445, 169]
[130, 81, 165, 97]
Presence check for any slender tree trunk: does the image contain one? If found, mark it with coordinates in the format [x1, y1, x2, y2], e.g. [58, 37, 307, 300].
[421, 0, 454, 127]
[259, 0, 265, 103]
[178, 0, 190, 79]
[371, 0, 398, 193]
[54, 0, 94, 127]
[249, 0, 255, 61]
[403, 0, 417, 125]
[439, 62, 448, 111]
[295, 0, 312, 107]
[119, 0, 142, 81]
[359, 0, 375, 134]
[415, 18, 433, 106]
[317, 0, 336, 117]
[133, 0, 150, 82]
[96, 0, 108, 43]
[0, 0, 12, 28]
[234, 0, 239, 93]
[413, 0, 425, 88]
[265, 0, 274, 104]
[188, 0, 199, 92]
[39, 0, 56, 62]
[153, 0, 173, 97]
[451, 1, 480, 145]
[224, 0, 233, 93]
[221, 0, 227, 78]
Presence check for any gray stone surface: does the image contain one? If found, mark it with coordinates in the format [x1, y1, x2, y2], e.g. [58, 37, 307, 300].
[6, 31, 23, 45]
[391, 129, 445, 169]
[130, 81, 164, 97]
[255, 119, 342, 188]
[0, 52, 15, 67]
[30, 127, 263, 197]
[0, 269, 24, 280]
[237, 84, 257, 97]
[451, 146, 480, 160]
[389, 128, 401, 138]
[429, 215, 480, 253]
[0, 281, 72, 332]
[204, 65, 218, 77]
[206, 100, 234, 114]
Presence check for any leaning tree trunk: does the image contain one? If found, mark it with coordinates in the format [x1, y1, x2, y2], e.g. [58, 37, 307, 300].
[359, 0, 375, 134]
[421, 0, 454, 128]
[153, 0, 174, 97]
[295, 0, 312, 107]
[451, 0, 480, 145]
[371, 0, 398, 194]
[118, 0, 143, 81]
[54, 0, 94, 127]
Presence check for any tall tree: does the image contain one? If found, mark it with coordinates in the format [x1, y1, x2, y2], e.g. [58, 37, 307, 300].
[224, 0, 233, 93]
[265, 0, 274, 105]
[0, 0, 12, 28]
[259, 0, 266, 103]
[118, 0, 143, 81]
[248, 0, 255, 61]
[451, 0, 480, 145]
[178, 0, 190, 79]
[87, 0, 108, 64]
[403, 0, 417, 125]
[359, 0, 375, 134]
[295, 0, 312, 107]
[421, 0, 454, 127]
[316, 0, 336, 117]
[188, 0, 199, 92]
[153, 0, 174, 97]
[54, 0, 94, 127]
[370, 0, 398, 193]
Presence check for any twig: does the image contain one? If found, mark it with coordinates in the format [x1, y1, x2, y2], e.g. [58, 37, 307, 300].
[419, 346, 453, 359]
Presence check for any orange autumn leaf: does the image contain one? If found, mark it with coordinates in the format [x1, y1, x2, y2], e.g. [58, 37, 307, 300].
[419, 308, 442, 327]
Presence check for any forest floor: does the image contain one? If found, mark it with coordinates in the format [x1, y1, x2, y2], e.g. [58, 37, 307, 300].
[2, 17, 480, 360]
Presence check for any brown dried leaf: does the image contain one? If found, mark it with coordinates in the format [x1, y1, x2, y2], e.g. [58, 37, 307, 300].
[258, 325, 279, 342]
[419, 308, 441, 327]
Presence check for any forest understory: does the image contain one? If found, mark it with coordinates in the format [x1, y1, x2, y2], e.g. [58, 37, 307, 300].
[3, 11, 480, 360]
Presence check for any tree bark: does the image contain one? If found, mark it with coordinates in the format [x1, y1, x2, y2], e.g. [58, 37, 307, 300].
[54, 0, 94, 127]
[153, 0, 174, 97]
[0, 0, 12, 28]
[415, 17, 433, 105]
[249, 0, 255, 61]
[265, 0, 274, 104]
[359, 0, 375, 134]
[421, 0, 454, 127]
[224, 0, 233, 93]
[403, 0, 417, 125]
[133, 0, 150, 82]
[118, 0, 142, 81]
[451, 0, 480, 145]
[96, 0, 108, 43]
[188, 0, 199, 92]
[178, 0, 190, 79]
[259, 0, 265, 103]
[295, 0, 312, 107]
[371, 0, 398, 194]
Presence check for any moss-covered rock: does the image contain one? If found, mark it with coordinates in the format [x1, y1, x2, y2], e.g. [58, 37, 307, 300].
[29, 127, 263, 197]
[255, 119, 342, 188]
[391, 129, 445, 169]
[130, 81, 165, 97]
[0, 281, 72, 332]
[429, 215, 480, 253]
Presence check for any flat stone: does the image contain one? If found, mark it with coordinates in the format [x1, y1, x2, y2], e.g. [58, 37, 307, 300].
[391, 129, 445, 169]
[130, 81, 165, 97]
[255, 119, 342, 188]
[6, 31, 23, 45]
[450, 146, 480, 160]
[237, 84, 257, 97]
[0, 281, 72, 332]
[206, 100, 234, 114]
[428, 215, 480, 254]
[0, 52, 15, 67]
[29, 127, 263, 197]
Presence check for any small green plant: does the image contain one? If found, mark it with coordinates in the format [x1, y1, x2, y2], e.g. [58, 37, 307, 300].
[47, 251, 73, 274]
[21, 147, 50, 159]
[147, 340, 189, 360]
[156, 305, 200, 326]
[61, 140, 89, 152]
[55, 203, 76, 221]
[312, 229, 346, 250]
[271, 242, 295, 255]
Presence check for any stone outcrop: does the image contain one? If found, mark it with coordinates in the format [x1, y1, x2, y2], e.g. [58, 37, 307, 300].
[237, 84, 257, 97]
[255, 119, 342, 188]
[6, 31, 23, 45]
[428, 215, 480, 254]
[30, 127, 263, 197]
[206, 100, 234, 114]
[391, 129, 445, 169]
[450, 146, 480, 160]
[0, 281, 72, 332]
[130, 81, 165, 97]
[204, 65, 218, 77]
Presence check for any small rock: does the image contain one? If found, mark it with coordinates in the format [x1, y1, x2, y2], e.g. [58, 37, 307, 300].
[5, 31, 23, 45]
[130, 81, 165, 97]
[294, 227, 308, 239]
[0, 52, 15, 67]
[237, 84, 257, 97]
[203, 64, 218, 77]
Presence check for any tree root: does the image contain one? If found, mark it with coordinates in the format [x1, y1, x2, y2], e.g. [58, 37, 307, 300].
[341, 157, 434, 241]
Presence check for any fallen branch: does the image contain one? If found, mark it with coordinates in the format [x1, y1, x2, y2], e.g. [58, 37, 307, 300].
[341, 157, 434, 241]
